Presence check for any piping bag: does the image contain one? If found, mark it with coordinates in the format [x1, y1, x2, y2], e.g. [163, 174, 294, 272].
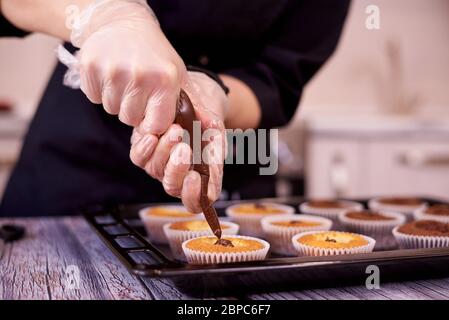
[175, 90, 232, 245]
[57, 45, 228, 243]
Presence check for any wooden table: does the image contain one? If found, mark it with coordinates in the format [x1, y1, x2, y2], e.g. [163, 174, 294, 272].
[1, 217, 449, 300]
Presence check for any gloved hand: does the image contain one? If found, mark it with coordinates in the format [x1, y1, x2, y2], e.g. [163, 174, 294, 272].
[72, 0, 185, 133]
[130, 71, 228, 213]
[65, 0, 229, 213]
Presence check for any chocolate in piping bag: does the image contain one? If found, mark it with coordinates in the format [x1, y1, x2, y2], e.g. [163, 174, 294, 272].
[175, 90, 224, 239]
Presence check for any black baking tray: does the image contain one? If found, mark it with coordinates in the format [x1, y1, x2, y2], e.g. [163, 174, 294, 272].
[83, 197, 449, 297]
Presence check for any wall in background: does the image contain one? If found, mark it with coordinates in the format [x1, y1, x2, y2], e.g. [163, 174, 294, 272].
[0, 0, 448, 121]
[296, 0, 449, 122]
[0, 34, 59, 118]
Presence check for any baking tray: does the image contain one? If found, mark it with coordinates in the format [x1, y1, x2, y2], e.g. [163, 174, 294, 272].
[83, 197, 449, 297]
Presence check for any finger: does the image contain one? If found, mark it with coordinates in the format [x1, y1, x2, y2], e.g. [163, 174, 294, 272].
[207, 163, 223, 202]
[140, 89, 178, 135]
[181, 170, 202, 213]
[130, 129, 143, 145]
[162, 142, 191, 198]
[129, 134, 158, 168]
[202, 130, 225, 202]
[118, 77, 150, 126]
[79, 59, 102, 104]
[101, 68, 128, 115]
[138, 67, 180, 135]
[143, 124, 184, 180]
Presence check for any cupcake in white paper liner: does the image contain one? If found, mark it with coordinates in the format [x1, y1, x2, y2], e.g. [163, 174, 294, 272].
[225, 202, 295, 237]
[261, 215, 332, 256]
[414, 204, 449, 224]
[291, 231, 376, 257]
[368, 197, 427, 220]
[299, 200, 363, 226]
[139, 205, 198, 244]
[163, 220, 239, 261]
[338, 209, 406, 250]
[392, 220, 449, 249]
[182, 235, 270, 264]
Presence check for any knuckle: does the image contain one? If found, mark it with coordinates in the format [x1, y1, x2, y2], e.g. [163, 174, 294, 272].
[155, 63, 179, 87]
[163, 180, 181, 197]
[81, 58, 100, 75]
[109, 68, 130, 85]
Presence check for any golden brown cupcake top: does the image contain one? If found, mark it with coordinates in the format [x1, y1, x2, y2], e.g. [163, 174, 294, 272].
[424, 205, 449, 216]
[185, 236, 265, 253]
[297, 231, 368, 249]
[345, 210, 395, 221]
[270, 220, 322, 228]
[169, 220, 230, 231]
[377, 197, 423, 206]
[306, 200, 350, 209]
[232, 203, 288, 215]
[144, 206, 196, 218]
[397, 220, 449, 237]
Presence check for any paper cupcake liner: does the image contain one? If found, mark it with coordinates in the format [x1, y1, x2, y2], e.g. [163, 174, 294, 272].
[299, 201, 363, 224]
[414, 207, 449, 224]
[338, 210, 406, 250]
[139, 206, 199, 244]
[225, 203, 294, 237]
[368, 198, 427, 220]
[291, 231, 376, 257]
[182, 235, 270, 264]
[261, 215, 332, 256]
[163, 221, 239, 261]
[392, 227, 449, 249]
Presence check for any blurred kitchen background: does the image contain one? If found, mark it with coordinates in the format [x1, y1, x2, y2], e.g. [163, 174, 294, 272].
[0, 0, 448, 201]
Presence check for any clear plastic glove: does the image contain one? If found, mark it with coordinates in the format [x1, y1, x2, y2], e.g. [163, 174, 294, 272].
[130, 71, 228, 213]
[61, 0, 229, 213]
[73, 0, 185, 132]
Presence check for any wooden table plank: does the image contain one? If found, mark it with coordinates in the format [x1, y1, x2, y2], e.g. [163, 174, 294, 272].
[0, 218, 153, 300]
[2, 217, 449, 300]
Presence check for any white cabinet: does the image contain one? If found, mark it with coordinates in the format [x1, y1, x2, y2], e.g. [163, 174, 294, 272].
[304, 116, 449, 200]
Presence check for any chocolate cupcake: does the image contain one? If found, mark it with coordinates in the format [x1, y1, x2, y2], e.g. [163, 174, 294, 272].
[182, 235, 270, 264]
[139, 205, 197, 244]
[225, 202, 294, 237]
[414, 204, 449, 223]
[163, 220, 239, 261]
[291, 231, 376, 257]
[392, 220, 449, 249]
[299, 199, 363, 223]
[369, 197, 427, 220]
[339, 209, 405, 249]
[261, 215, 332, 256]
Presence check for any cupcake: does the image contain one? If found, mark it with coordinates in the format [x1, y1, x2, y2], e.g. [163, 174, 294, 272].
[369, 197, 427, 220]
[414, 204, 449, 223]
[261, 215, 332, 256]
[392, 220, 449, 249]
[338, 209, 406, 250]
[291, 231, 376, 256]
[139, 205, 198, 244]
[299, 199, 363, 224]
[163, 220, 239, 261]
[225, 202, 294, 237]
[182, 235, 270, 264]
